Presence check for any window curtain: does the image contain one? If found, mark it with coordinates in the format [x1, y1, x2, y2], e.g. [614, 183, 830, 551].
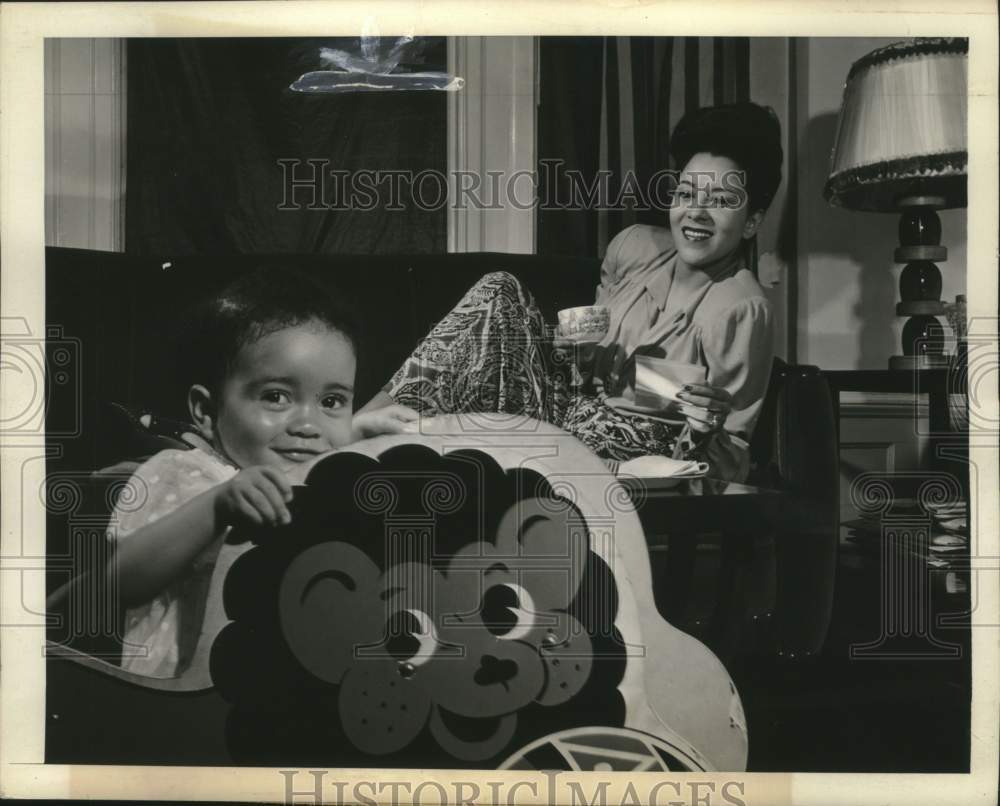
[125, 38, 447, 255]
[537, 37, 750, 257]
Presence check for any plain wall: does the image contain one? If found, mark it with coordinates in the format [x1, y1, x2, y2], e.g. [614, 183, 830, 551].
[794, 37, 968, 370]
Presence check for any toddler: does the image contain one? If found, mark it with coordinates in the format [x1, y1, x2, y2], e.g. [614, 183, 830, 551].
[107, 267, 415, 677]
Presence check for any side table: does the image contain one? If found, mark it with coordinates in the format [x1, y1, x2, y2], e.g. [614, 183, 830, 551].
[823, 368, 968, 492]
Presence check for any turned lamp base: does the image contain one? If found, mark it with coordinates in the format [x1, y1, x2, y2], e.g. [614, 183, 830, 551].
[890, 196, 950, 369]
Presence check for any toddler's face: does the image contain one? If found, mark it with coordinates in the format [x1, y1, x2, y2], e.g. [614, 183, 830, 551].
[209, 322, 356, 472]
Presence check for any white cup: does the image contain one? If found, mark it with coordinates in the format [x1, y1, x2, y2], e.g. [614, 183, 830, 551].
[556, 305, 610, 342]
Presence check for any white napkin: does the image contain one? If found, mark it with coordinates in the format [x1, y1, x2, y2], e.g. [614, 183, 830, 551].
[616, 455, 710, 478]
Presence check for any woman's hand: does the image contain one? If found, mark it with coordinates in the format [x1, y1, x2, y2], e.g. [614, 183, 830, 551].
[591, 344, 628, 395]
[352, 404, 420, 440]
[553, 336, 627, 394]
[215, 466, 293, 527]
[676, 383, 733, 434]
[552, 335, 599, 373]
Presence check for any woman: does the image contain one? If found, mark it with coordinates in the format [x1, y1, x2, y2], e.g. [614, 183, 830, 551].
[361, 102, 781, 482]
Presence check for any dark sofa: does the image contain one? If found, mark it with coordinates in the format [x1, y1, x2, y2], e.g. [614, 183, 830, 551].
[44, 245, 839, 661]
[46, 247, 596, 472]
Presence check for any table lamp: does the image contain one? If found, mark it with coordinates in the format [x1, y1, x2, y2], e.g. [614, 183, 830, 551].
[824, 38, 968, 369]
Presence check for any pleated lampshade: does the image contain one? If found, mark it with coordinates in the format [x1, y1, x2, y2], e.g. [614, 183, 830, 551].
[824, 38, 968, 212]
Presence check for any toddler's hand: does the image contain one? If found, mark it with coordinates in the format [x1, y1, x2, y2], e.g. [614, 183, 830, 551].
[216, 466, 293, 527]
[352, 405, 420, 440]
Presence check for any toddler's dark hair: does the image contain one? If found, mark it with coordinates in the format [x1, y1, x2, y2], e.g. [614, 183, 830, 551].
[177, 266, 360, 394]
[669, 101, 783, 213]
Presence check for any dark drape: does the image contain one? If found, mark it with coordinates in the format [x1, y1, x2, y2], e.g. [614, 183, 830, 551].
[125, 38, 447, 255]
[536, 38, 606, 261]
[537, 36, 751, 257]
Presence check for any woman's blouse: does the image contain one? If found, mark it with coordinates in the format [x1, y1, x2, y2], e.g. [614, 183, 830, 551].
[595, 224, 774, 481]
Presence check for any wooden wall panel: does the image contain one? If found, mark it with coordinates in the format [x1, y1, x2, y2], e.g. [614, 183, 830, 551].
[838, 394, 930, 523]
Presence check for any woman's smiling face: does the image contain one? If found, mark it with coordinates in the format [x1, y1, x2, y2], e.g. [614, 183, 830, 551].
[669, 152, 761, 272]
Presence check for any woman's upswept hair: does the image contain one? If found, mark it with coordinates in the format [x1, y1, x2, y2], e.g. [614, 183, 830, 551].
[177, 266, 360, 394]
[669, 102, 784, 213]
